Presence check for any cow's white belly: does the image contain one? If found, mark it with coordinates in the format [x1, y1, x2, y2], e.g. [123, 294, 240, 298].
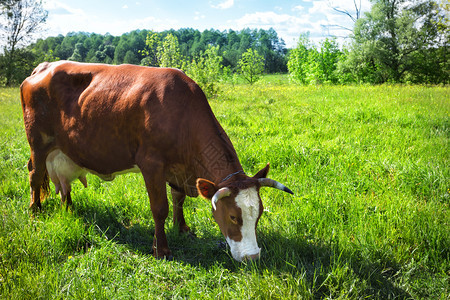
[46, 149, 88, 195]
[45, 149, 140, 195]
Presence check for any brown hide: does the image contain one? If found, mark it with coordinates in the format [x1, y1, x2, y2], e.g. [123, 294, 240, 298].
[21, 61, 244, 258]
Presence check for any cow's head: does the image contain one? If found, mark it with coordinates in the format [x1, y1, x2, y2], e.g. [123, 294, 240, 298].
[196, 164, 293, 261]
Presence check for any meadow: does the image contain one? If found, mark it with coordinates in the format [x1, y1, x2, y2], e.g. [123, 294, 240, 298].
[0, 77, 448, 299]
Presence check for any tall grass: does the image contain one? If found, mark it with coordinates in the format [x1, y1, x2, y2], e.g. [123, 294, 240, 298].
[0, 81, 448, 299]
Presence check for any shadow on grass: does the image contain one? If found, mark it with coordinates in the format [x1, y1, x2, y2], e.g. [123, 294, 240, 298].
[64, 196, 232, 263]
[43, 197, 411, 299]
[256, 230, 412, 299]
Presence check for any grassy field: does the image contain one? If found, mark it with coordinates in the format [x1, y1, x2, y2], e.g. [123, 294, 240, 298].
[0, 78, 448, 299]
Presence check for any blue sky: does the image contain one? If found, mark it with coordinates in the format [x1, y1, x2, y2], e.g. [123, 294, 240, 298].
[44, 0, 372, 48]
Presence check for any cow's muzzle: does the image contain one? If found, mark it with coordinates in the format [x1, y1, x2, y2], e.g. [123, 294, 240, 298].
[243, 251, 261, 261]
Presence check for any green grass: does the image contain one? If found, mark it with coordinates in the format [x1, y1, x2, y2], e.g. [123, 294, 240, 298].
[1, 80, 449, 299]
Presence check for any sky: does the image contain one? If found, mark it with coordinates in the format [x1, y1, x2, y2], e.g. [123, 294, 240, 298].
[43, 0, 372, 48]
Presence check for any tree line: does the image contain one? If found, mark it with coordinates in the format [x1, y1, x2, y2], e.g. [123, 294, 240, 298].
[0, 27, 287, 86]
[0, 0, 448, 87]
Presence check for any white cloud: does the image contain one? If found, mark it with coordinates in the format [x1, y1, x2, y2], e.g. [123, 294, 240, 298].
[42, 0, 372, 50]
[292, 5, 304, 12]
[308, 0, 371, 22]
[231, 11, 315, 48]
[45, 1, 86, 17]
[44, 1, 179, 37]
[122, 16, 180, 33]
[211, 0, 234, 10]
[194, 11, 206, 21]
[304, 0, 371, 41]
[122, 5, 128, 9]
[43, 1, 90, 36]
[229, 0, 371, 48]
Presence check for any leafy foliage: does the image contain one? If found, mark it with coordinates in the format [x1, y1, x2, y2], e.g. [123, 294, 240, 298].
[139, 30, 161, 66]
[339, 0, 449, 84]
[288, 35, 342, 84]
[157, 33, 183, 69]
[287, 34, 310, 84]
[238, 48, 265, 84]
[184, 45, 224, 98]
[0, 1, 448, 86]
[0, 27, 289, 86]
[0, 0, 47, 85]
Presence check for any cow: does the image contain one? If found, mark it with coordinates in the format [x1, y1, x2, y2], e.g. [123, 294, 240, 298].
[20, 61, 293, 261]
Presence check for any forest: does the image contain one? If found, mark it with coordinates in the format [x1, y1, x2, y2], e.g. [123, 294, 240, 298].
[0, 0, 448, 86]
[2, 28, 288, 86]
[33, 28, 287, 72]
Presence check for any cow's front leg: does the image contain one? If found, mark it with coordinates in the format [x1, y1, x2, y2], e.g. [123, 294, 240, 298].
[171, 187, 191, 234]
[139, 159, 171, 259]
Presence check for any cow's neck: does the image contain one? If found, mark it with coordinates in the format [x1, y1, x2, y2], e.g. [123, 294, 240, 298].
[194, 134, 243, 184]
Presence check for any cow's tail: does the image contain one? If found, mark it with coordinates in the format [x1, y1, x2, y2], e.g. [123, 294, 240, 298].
[41, 169, 50, 201]
[27, 158, 50, 201]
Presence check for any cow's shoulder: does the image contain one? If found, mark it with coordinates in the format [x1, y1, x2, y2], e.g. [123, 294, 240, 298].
[22, 61, 80, 90]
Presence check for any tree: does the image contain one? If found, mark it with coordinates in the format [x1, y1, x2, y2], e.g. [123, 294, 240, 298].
[330, 0, 363, 28]
[140, 31, 161, 66]
[68, 43, 87, 62]
[0, 0, 47, 85]
[288, 35, 343, 84]
[113, 37, 130, 64]
[237, 48, 264, 84]
[158, 33, 183, 69]
[254, 28, 287, 73]
[123, 50, 139, 64]
[287, 34, 312, 84]
[318, 38, 342, 83]
[184, 45, 223, 98]
[341, 0, 449, 83]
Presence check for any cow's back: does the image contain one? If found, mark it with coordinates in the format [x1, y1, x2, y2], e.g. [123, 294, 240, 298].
[21, 61, 213, 176]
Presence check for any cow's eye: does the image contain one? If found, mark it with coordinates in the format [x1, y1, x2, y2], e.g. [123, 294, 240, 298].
[230, 215, 238, 224]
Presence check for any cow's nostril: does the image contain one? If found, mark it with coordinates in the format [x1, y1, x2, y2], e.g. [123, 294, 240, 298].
[245, 252, 260, 261]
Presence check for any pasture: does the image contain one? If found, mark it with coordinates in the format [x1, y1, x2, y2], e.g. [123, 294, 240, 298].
[0, 78, 448, 299]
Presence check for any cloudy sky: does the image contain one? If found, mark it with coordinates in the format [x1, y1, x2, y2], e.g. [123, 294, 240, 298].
[44, 0, 372, 48]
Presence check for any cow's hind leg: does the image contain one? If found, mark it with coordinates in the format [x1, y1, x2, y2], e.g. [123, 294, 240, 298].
[171, 188, 193, 235]
[59, 178, 73, 208]
[63, 192, 73, 210]
[27, 154, 50, 211]
[138, 157, 172, 259]
[59, 190, 73, 210]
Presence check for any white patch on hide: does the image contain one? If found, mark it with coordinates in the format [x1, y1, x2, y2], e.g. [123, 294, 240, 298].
[226, 186, 261, 261]
[46, 149, 141, 196]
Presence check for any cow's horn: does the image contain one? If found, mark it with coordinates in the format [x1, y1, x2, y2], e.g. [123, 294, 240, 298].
[211, 187, 231, 210]
[258, 178, 294, 195]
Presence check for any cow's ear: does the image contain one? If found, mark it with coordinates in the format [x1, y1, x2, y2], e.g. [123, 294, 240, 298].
[196, 178, 218, 199]
[253, 163, 270, 179]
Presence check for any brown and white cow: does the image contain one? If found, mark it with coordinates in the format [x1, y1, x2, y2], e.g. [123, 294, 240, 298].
[20, 61, 293, 261]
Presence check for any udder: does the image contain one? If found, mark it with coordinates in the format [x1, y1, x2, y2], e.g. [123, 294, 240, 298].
[46, 149, 88, 204]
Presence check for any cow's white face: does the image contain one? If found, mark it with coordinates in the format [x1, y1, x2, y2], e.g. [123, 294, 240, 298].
[196, 164, 293, 262]
[225, 186, 261, 261]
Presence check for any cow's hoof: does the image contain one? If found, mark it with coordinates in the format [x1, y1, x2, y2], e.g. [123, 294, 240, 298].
[153, 253, 174, 261]
[165, 255, 174, 261]
[153, 248, 172, 260]
[177, 225, 196, 239]
[29, 202, 41, 213]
